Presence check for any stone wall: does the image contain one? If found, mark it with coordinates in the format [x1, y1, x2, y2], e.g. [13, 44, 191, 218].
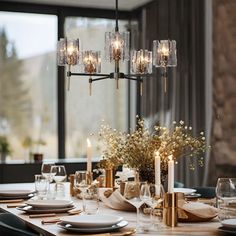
[209, 0, 236, 184]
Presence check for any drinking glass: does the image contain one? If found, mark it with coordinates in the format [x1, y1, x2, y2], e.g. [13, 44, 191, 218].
[35, 174, 48, 199]
[75, 171, 92, 212]
[41, 162, 55, 197]
[139, 183, 152, 232]
[50, 165, 67, 197]
[124, 181, 143, 230]
[216, 178, 236, 222]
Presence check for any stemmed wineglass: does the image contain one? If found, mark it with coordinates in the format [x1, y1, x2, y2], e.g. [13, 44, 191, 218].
[50, 165, 67, 197]
[41, 162, 55, 198]
[216, 178, 236, 222]
[124, 181, 144, 230]
[75, 171, 92, 212]
[149, 184, 165, 229]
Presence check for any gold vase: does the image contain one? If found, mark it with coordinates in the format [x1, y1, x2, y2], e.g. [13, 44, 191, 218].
[105, 169, 114, 188]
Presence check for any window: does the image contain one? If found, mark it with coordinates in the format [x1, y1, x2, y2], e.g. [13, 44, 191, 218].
[0, 12, 58, 161]
[65, 17, 129, 158]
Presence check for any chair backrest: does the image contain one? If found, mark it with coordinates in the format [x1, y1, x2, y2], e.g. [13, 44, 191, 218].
[0, 213, 38, 236]
[194, 187, 216, 198]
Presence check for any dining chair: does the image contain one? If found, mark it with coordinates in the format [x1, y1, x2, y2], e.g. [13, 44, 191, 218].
[194, 187, 216, 198]
[0, 213, 39, 236]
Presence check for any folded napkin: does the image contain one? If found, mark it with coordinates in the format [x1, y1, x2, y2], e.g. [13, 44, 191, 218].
[178, 200, 218, 222]
[99, 188, 135, 211]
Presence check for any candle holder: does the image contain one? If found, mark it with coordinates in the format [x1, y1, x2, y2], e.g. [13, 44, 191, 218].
[163, 192, 178, 227]
[105, 169, 114, 188]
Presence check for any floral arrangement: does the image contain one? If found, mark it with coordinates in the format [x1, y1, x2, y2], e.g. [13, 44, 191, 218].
[97, 118, 209, 183]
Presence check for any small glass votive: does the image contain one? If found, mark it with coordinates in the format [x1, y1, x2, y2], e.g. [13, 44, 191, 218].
[35, 174, 48, 199]
[84, 185, 99, 215]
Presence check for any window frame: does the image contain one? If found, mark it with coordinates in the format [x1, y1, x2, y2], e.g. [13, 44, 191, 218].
[0, 1, 135, 159]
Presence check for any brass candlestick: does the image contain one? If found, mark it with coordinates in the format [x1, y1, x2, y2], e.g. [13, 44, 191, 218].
[105, 169, 114, 188]
[163, 192, 178, 227]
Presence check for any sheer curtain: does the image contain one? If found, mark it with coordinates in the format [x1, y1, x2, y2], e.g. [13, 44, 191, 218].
[138, 0, 210, 187]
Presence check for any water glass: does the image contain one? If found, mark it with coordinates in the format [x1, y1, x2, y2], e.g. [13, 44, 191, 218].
[75, 171, 92, 212]
[50, 165, 67, 198]
[35, 174, 48, 199]
[84, 186, 99, 214]
[216, 178, 236, 222]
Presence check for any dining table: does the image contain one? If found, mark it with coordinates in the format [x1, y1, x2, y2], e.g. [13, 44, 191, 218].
[0, 182, 224, 236]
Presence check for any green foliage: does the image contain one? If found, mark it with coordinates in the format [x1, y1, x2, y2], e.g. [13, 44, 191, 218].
[0, 136, 11, 155]
[0, 28, 31, 136]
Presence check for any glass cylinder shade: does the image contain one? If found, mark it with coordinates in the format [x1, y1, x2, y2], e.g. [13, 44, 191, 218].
[105, 31, 130, 62]
[131, 49, 152, 74]
[57, 38, 79, 66]
[153, 40, 177, 67]
[82, 50, 101, 74]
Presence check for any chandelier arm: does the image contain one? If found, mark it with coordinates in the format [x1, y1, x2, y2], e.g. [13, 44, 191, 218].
[124, 76, 143, 82]
[68, 72, 110, 77]
[90, 76, 110, 82]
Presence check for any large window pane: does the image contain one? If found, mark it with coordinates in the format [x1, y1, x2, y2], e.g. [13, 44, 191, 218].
[0, 12, 57, 161]
[65, 17, 129, 158]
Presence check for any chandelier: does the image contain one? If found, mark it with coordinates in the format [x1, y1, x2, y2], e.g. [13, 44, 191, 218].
[57, 0, 177, 95]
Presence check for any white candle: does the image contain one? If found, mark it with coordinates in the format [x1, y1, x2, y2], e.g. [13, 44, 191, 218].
[155, 151, 161, 186]
[168, 155, 174, 193]
[86, 138, 92, 172]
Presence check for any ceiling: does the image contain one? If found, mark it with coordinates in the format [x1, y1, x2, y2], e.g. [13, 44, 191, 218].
[4, 0, 153, 11]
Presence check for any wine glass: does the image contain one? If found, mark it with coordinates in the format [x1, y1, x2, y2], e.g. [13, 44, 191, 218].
[124, 181, 143, 230]
[50, 165, 67, 197]
[139, 183, 152, 232]
[41, 162, 55, 198]
[216, 178, 236, 222]
[149, 184, 165, 229]
[75, 171, 92, 212]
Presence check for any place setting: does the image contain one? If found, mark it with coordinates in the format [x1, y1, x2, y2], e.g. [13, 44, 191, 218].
[0, 189, 36, 201]
[16, 199, 75, 214]
[57, 214, 130, 234]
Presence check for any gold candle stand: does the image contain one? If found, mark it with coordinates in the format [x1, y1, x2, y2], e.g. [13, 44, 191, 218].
[163, 192, 178, 227]
[105, 169, 114, 188]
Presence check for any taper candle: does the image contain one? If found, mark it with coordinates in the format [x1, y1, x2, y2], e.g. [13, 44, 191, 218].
[86, 138, 92, 172]
[168, 155, 174, 193]
[155, 151, 161, 186]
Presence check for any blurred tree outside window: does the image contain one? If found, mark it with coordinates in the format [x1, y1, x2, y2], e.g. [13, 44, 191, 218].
[0, 12, 57, 161]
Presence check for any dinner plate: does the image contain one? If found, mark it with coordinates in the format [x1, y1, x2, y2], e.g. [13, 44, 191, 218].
[218, 226, 236, 235]
[16, 205, 75, 214]
[26, 200, 74, 208]
[57, 220, 128, 233]
[0, 193, 35, 200]
[60, 214, 124, 228]
[221, 219, 236, 229]
[0, 190, 35, 197]
[174, 188, 196, 195]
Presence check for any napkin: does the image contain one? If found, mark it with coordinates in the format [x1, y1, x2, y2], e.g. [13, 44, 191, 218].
[99, 188, 135, 211]
[178, 200, 218, 222]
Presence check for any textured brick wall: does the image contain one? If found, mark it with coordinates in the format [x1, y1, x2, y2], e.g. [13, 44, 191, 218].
[209, 0, 236, 184]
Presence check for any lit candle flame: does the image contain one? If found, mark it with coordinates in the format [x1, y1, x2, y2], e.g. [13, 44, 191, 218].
[168, 154, 173, 161]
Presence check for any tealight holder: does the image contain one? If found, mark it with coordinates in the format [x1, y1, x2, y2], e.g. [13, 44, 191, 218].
[163, 192, 178, 227]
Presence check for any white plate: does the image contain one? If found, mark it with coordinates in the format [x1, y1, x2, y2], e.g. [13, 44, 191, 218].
[174, 188, 196, 195]
[16, 205, 75, 214]
[0, 190, 35, 197]
[26, 200, 73, 208]
[221, 219, 236, 229]
[57, 220, 128, 233]
[60, 214, 124, 228]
